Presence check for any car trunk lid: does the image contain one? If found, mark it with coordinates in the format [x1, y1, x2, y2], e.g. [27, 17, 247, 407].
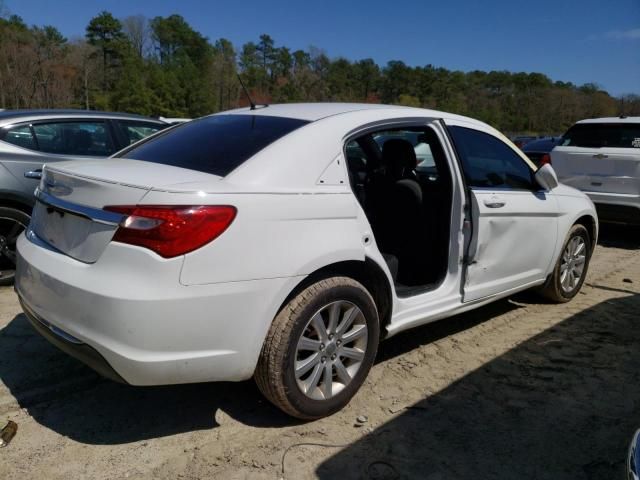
[29, 160, 221, 263]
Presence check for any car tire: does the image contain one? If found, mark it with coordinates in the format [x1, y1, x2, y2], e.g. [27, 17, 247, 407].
[255, 276, 379, 419]
[0, 207, 30, 286]
[540, 224, 591, 303]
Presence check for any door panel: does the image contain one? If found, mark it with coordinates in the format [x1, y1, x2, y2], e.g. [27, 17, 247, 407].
[464, 189, 558, 301]
[1, 152, 49, 191]
[445, 124, 560, 302]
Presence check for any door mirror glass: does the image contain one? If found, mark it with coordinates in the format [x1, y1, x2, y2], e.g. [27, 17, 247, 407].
[535, 164, 559, 191]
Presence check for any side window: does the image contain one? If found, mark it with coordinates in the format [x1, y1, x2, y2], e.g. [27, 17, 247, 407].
[2, 125, 36, 150]
[116, 120, 166, 146]
[32, 121, 115, 156]
[449, 126, 535, 190]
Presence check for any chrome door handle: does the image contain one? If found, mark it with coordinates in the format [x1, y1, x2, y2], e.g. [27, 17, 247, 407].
[484, 198, 506, 208]
[593, 153, 608, 159]
[24, 169, 42, 180]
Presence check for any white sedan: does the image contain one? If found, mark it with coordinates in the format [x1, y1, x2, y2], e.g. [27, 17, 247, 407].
[15, 103, 597, 419]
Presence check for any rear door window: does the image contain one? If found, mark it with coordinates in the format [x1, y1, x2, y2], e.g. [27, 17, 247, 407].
[561, 123, 640, 148]
[115, 120, 166, 146]
[119, 115, 309, 177]
[2, 125, 36, 150]
[32, 121, 115, 156]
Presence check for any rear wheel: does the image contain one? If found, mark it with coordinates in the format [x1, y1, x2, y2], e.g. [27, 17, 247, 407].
[0, 207, 30, 286]
[255, 276, 379, 419]
[540, 224, 591, 303]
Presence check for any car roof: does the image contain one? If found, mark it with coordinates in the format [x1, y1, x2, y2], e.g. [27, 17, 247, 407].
[221, 102, 528, 188]
[0, 109, 167, 126]
[575, 116, 640, 124]
[220, 102, 481, 125]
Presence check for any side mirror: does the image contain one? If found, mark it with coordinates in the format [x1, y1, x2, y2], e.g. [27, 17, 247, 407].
[535, 164, 559, 191]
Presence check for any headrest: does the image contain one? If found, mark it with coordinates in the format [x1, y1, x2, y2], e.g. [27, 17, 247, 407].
[382, 139, 417, 179]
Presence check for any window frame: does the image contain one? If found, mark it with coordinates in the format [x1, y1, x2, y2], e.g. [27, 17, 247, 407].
[447, 125, 539, 192]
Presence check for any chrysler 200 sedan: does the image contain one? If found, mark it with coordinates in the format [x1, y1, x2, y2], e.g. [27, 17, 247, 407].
[15, 103, 597, 419]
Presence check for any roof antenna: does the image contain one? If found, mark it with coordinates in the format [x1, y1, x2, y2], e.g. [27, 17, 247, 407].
[237, 74, 256, 111]
[620, 97, 627, 119]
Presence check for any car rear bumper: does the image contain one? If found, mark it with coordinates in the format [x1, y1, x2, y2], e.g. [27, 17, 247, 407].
[584, 191, 640, 225]
[16, 233, 301, 385]
[19, 296, 127, 383]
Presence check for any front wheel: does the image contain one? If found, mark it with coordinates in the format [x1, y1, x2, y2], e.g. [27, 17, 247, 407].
[540, 224, 591, 303]
[255, 276, 379, 419]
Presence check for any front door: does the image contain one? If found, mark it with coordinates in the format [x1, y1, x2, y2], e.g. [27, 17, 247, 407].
[447, 125, 559, 302]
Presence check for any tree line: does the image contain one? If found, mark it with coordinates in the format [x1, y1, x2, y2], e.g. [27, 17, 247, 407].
[1, 9, 638, 134]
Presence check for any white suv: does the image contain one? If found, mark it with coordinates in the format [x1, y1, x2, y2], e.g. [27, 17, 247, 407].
[551, 117, 640, 225]
[16, 103, 597, 419]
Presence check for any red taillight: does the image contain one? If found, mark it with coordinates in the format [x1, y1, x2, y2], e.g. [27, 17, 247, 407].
[103, 205, 236, 258]
[540, 153, 551, 166]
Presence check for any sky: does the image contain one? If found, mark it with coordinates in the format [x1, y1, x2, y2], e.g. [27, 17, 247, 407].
[4, 0, 640, 96]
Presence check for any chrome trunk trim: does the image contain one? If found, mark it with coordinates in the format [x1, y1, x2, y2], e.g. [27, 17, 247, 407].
[35, 188, 125, 226]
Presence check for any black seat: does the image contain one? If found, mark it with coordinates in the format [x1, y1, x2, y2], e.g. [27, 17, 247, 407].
[369, 139, 431, 285]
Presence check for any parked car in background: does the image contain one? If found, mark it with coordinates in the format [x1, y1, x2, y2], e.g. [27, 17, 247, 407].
[552, 117, 640, 225]
[158, 117, 192, 124]
[0, 110, 168, 284]
[522, 136, 562, 167]
[512, 135, 540, 149]
[16, 103, 597, 419]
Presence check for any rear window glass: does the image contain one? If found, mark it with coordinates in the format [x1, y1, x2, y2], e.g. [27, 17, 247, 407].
[561, 123, 640, 148]
[120, 114, 309, 176]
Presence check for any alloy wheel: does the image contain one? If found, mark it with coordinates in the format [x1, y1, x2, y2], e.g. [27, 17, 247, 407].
[294, 300, 368, 400]
[560, 235, 586, 293]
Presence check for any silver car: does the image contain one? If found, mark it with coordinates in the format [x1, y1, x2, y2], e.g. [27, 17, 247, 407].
[0, 110, 168, 284]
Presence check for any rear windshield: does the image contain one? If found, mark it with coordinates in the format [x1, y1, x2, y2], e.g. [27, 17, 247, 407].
[561, 123, 640, 149]
[119, 114, 309, 176]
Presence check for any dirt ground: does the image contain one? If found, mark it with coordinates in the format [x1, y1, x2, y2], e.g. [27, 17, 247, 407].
[1, 224, 639, 480]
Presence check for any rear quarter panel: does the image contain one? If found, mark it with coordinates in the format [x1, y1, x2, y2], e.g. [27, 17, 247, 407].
[138, 189, 366, 286]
